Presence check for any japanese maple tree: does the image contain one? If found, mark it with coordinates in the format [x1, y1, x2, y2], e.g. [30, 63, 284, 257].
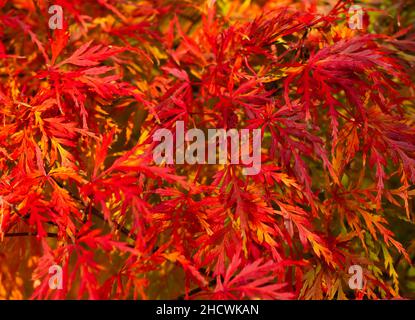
[0, 0, 415, 299]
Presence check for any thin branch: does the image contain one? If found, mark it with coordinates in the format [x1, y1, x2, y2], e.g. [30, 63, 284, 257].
[90, 206, 137, 241]
[176, 278, 216, 300]
[4, 232, 58, 238]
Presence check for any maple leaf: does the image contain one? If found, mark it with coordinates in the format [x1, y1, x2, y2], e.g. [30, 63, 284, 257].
[0, 0, 414, 301]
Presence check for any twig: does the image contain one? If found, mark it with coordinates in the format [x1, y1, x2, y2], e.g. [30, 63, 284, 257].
[90, 206, 137, 241]
[4, 232, 58, 238]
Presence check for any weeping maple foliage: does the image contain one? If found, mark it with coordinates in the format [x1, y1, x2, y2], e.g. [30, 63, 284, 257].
[0, 0, 415, 300]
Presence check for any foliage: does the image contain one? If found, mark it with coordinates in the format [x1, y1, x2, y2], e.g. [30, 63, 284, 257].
[0, 0, 414, 299]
